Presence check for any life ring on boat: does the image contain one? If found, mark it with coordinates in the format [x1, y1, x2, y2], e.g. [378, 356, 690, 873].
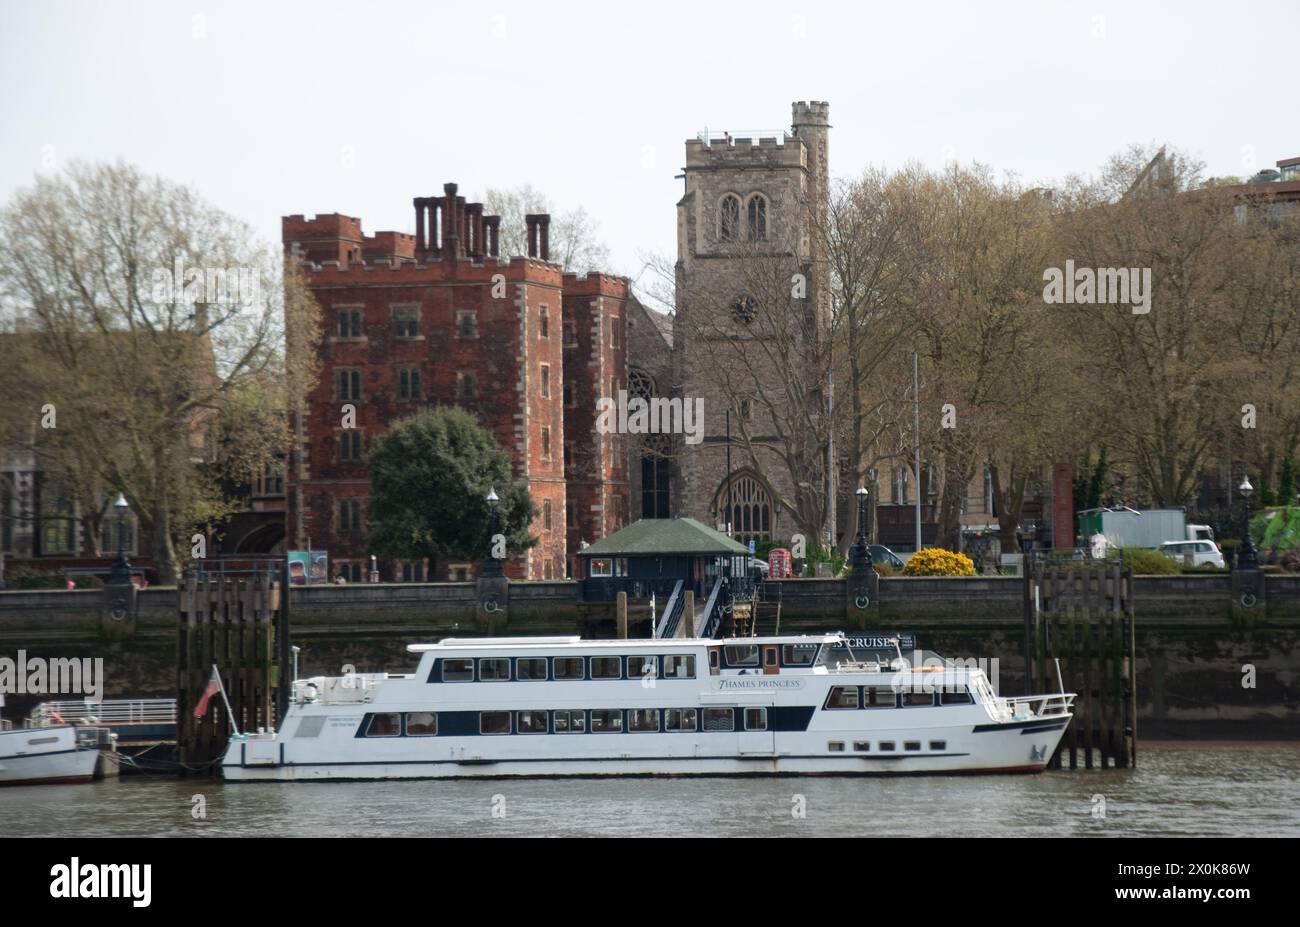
[854, 595, 871, 610]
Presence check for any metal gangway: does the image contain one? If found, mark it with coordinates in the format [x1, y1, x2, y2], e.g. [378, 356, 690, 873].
[28, 698, 178, 744]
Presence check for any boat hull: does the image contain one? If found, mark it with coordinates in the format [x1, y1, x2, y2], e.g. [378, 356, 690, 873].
[0, 727, 100, 786]
[223, 720, 1070, 782]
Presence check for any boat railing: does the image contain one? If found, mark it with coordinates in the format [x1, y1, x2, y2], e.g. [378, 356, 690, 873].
[28, 698, 177, 728]
[294, 673, 390, 704]
[999, 692, 1076, 721]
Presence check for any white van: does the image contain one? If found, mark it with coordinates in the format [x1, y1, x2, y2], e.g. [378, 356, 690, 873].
[1159, 540, 1225, 568]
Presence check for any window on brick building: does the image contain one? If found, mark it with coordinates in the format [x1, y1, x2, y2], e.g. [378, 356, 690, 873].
[393, 306, 420, 338]
[339, 498, 361, 531]
[739, 397, 752, 421]
[542, 500, 553, 531]
[747, 194, 768, 241]
[458, 372, 476, 399]
[336, 309, 362, 339]
[610, 317, 621, 349]
[563, 322, 577, 347]
[539, 307, 549, 338]
[566, 505, 577, 529]
[564, 442, 573, 470]
[540, 364, 551, 399]
[338, 369, 362, 401]
[541, 426, 551, 460]
[339, 430, 363, 462]
[457, 311, 477, 339]
[336, 561, 364, 583]
[398, 367, 421, 400]
[543, 560, 554, 580]
[563, 381, 574, 408]
[720, 194, 741, 242]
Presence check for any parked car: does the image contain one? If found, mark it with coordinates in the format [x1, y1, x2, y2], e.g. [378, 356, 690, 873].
[1159, 540, 1225, 569]
[868, 544, 905, 571]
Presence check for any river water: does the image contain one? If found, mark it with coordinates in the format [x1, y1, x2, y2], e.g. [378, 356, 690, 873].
[3, 741, 1297, 837]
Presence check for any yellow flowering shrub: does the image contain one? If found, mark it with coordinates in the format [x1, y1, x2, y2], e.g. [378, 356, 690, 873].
[901, 547, 976, 577]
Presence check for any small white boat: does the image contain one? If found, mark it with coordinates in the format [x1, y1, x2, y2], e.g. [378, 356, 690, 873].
[223, 633, 1075, 781]
[0, 723, 101, 786]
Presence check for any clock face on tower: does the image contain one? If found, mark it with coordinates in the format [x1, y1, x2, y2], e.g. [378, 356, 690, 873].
[730, 295, 758, 325]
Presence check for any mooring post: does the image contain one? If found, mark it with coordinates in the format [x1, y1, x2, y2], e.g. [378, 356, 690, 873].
[683, 591, 695, 638]
[616, 591, 628, 639]
[277, 558, 291, 724]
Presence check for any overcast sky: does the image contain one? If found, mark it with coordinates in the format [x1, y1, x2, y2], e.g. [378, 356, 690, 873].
[2, 0, 1294, 284]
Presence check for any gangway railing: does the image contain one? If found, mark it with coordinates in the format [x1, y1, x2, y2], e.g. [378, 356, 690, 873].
[655, 581, 686, 639]
[698, 578, 726, 639]
[28, 698, 178, 728]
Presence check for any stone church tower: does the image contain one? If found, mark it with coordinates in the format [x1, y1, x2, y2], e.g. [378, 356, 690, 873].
[671, 101, 831, 547]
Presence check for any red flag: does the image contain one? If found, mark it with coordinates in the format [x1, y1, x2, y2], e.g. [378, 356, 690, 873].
[193, 666, 222, 719]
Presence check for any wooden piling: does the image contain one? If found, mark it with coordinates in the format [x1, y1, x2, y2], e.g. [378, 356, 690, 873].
[616, 592, 628, 639]
[1026, 558, 1136, 770]
[177, 575, 283, 774]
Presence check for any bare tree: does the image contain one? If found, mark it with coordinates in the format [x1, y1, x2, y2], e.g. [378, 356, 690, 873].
[0, 160, 321, 583]
[480, 184, 611, 273]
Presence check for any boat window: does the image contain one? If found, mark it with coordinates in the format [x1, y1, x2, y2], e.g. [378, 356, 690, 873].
[479, 658, 511, 681]
[629, 709, 660, 732]
[865, 687, 898, 708]
[480, 711, 511, 735]
[553, 657, 585, 680]
[665, 708, 698, 732]
[365, 713, 400, 737]
[782, 644, 817, 666]
[879, 741, 896, 751]
[591, 656, 622, 679]
[553, 710, 586, 733]
[744, 708, 768, 731]
[940, 690, 973, 705]
[516, 710, 548, 734]
[724, 645, 759, 666]
[702, 708, 734, 732]
[904, 741, 921, 751]
[516, 657, 548, 680]
[590, 558, 613, 577]
[590, 709, 623, 733]
[903, 691, 934, 707]
[853, 741, 870, 752]
[929, 740, 947, 751]
[824, 686, 860, 710]
[627, 655, 658, 681]
[828, 741, 845, 752]
[663, 654, 696, 679]
[708, 650, 720, 675]
[405, 712, 437, 736]
[442, 658, 473, 682]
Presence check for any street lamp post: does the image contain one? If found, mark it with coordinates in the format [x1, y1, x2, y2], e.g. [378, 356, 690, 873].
[1237, 477, 1259, 571]
[107, 493, 132, 585]
[482, 488, 503, 578]
[849, 486, 875, 576]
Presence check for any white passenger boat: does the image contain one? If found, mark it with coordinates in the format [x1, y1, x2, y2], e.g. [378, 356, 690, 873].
[0, 723, 101, 786]
[223, 633, 1075, 781]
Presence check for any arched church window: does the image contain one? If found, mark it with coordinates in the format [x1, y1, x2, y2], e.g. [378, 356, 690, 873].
[746, 194, 767, 241]
[719, 195, 741, 242]
[718, 473, 773, 545]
